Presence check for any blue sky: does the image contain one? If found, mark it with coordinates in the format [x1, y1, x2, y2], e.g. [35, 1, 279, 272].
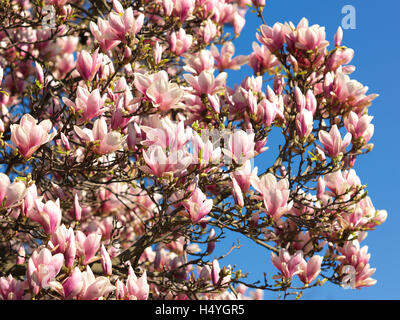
[214, 0, 400, 300]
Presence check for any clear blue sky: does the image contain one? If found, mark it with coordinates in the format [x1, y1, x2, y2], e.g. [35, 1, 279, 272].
[214, 0, 400, 300]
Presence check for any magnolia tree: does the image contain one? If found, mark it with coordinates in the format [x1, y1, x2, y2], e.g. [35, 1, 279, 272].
[0, 0, 387, 300]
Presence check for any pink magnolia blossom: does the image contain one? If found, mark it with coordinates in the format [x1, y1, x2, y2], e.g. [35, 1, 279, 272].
[134, 71, 183, 111]
[330, 72, 378, 113]
[29, 198, 62, 235]
[74, 117, 127, 155]
[249, 42, 279, 75]
[271, 249, 303, 280]
[326, 48, 354, 71]
[334, 26, 343, 47]
[60, 267, 84, 299]
[169, 28, 193, 56]
[250, 173, 292, 221]
[76, 266, 115, 300]
[11, 114, 56, 159]
[294, 19, 329, 51]
[172, 0, 195, 22]
[223, 130, 255, 165]
[90, 18, 121, 52]
[318, 124, 351, 158]
[183, 50, 215, 75]
[49, 224, 76, 268]
[26, 247, 64, 296]
[107, 4, 144, 42]
[63, 87, 107, 123]
[231, 160, 258, 193]
[257, 22, 287, 52]
[298, 255, 323, 285]
[153, 41, 163, 65]
[232, 11, 246, 36]
[211, 259, 231, 286]
[100, 245, 112, 276]
[191, 131, 221, 167]
[294, 86, 306, 111]
[0, 275, 26, 300]
[35, 63, 44, 85]
[305, 89, 317, 115]
[344, 111, 374, 143]
[145, 72, 183, 111]
[207, 229, 216, 255]
[75, 231, 102, 265]
[182, 187, 213, 223]
[258, 98, 278, 126]
[323, 169, 361, 197]
[162, 0, 173, 16]
[76, 49, 102, 81]
[196, 19, 218, 44]
[116, 266, 149, 300]
[336, 240, 377, 289]
[0, 173, 26, 208]
[210, 42, 248, 71]
[73, 193, 82, 221]
[141, 145, 192, 178]
[231, 176, 244, 207]
[184, 70, 227, 95]
[296, 108, 313, 139]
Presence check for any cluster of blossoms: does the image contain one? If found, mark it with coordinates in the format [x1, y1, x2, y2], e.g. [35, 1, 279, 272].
[0, 0, 385, 300]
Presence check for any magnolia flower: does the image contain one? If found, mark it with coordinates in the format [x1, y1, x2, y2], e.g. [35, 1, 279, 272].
[295, 20, 329, 51]
[107, 5, 144, 42]
[191, 131, 221, 167]
[336, 240, 377, 289]
[257, 22, 287, 52]
[27, 248, 64, 296]
[223, 130, 255, 165]
[298, 255, 323, 285]
[145, 74, 183, 111]
[344, 111, 374, 143]
[75, 231, 102, 265]
[296, 109, 313, 139]
[184, 70, 227, 95]
[0, 275, 25, 300]
[318, 125, 351, 157]
[74, 117, 127, 155]
[251, 173, 292, 221]
[141, 145, 192, 178]
[271, 249, 303, 280]
[63, 87, 107, 123]
[334, 26, 343, 47]
[90, 18, 121, 52]
[100, 245, 112, 276]
[182, 187, 213, 223]
[0, 173, 26, 208]
[77, 266, 115, 300]
[11, 114, 56, 159]
[183, 50, 215, 75]
[249, 42, 279, 74]
[29, 198, 62, 235]
[49, 224, 76, 268]
[116, 266, 149, 300]
[169, 28, 193, 56]
[210, 42, 248, 71]
[60, 267, 84, 299]
[76, 49, 102, 81]
[211, 259, 231, 286]
[134, 71, 183, 111]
